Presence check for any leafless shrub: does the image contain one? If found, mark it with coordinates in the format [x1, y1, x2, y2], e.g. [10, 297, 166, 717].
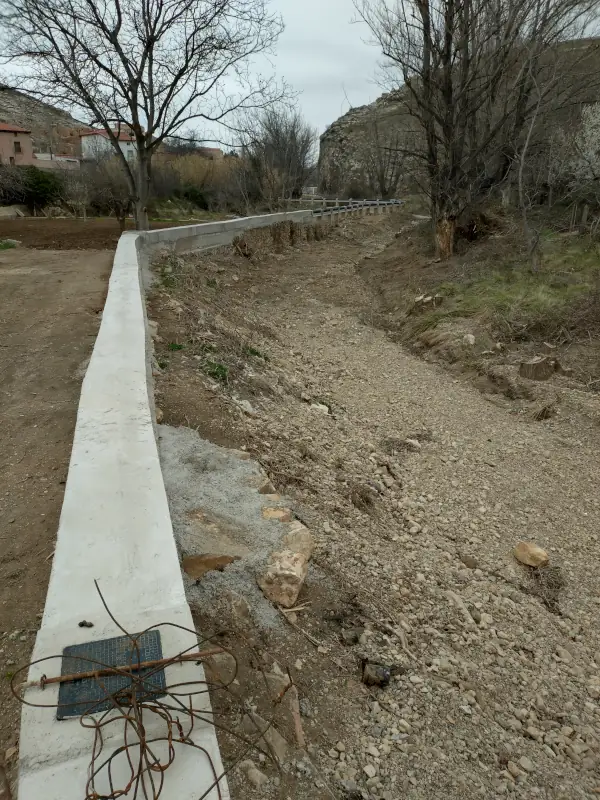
[238, 106, 317, 208]
[528, 564, 565, 611]
[350, 482, 379, 513]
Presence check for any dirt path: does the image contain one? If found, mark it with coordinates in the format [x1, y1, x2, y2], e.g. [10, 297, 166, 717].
[152, 217, 600, 800]
[0, 247, 111, 766]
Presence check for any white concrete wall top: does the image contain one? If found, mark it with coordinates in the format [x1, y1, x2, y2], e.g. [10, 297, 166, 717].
[18, 229, 229, 800]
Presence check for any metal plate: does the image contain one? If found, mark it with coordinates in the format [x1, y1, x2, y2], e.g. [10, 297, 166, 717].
[57, 630, 166, 720]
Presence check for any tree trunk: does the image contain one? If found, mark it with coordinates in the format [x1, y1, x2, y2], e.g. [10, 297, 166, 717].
[135, 151, 151, 231]
[435, 216, 455, 259]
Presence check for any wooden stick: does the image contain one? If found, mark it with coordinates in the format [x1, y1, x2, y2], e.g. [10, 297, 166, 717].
[276, 606, 323, 647]
[288, 685, 305, 748]
[22, 647, 224, 690]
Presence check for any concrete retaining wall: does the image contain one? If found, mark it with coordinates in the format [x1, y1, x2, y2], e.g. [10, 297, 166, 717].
[142, 209, 314, 254]
[18, 205, 388, 798]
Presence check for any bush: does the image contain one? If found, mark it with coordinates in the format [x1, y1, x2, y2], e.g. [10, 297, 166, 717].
[21, 166, 64, 210]
[181, 184, 208, 209]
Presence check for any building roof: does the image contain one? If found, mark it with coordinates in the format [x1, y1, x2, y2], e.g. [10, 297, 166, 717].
[0, 122, 31, 133]
[80, 129, 135, 142]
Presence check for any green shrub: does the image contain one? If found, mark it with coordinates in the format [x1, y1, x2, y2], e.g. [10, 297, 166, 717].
[21, 166, 64, 210]
[181, 185, 209, 209]
[203, 360, 228, 382]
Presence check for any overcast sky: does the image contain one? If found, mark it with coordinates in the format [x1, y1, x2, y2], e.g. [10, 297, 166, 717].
[268, 0, 382, 135]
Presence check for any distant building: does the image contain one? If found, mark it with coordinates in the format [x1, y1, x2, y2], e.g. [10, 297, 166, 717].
[80, 129, 137, 162]
[0, 122, 81, 170]
[0, 123, 34, 166]
[33, 153, 80, 171]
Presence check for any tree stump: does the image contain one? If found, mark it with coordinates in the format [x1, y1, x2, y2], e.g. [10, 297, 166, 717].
[519, 357, 556, 381]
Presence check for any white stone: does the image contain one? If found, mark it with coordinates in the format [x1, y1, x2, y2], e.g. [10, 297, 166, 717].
[257, 549, 308, 608]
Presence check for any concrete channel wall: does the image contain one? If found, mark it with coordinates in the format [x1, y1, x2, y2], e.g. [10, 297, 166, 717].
[18, 204, 396, 799]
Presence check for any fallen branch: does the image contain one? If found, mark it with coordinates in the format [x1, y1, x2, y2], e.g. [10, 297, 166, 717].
[277, 606, 323, 647]
[374, 621, 417, 661]
[287, 685, 305, 748]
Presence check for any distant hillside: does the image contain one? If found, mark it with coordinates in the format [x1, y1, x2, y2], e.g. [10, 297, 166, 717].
[0, 86, 88, 156]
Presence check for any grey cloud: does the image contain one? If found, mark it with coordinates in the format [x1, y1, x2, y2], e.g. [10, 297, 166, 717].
[269, 0, 381, 133]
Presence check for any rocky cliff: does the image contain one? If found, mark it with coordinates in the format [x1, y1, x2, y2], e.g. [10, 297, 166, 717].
[318, 91, 413, 197]
[0, 86, 87, 156]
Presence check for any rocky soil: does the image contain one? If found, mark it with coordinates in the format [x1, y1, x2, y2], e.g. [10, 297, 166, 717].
[150, 214, 600, 800]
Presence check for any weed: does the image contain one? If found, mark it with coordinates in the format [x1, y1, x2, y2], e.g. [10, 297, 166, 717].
[157, 358, 168, 370]
[206, 277, 218, 288]
[203, 360, 228, 383]
[0, 240, 16, 250]
[349, 482, 378, 513]
[168, 342, 184, 351]
[243, 345, 268, 360]
[4, 670, 14, 680]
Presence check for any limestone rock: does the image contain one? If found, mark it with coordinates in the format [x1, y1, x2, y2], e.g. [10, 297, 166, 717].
[257, 476, 276, 494]
[257, 549, 308, 607]
[262, 506, 293, 522]
[182, 553, 238, 580]
[514, 541, 549, 568]
[282, 521, 315, 560]
[518, 756, 534, 773]
[363, 764, 377, 778]
[460, 554, 478, 569]
[238, 759, 269, 788]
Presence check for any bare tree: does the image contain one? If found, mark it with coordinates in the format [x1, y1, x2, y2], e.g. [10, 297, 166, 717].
[517, 68, 543, 270]
[0, 165, 25, 205]
[239, 107, 317, 207]
[86, 158, 134, 231]
[355, 0, 600, 257]
[63, 170, 91, 220]
[0, 0, 285, 229]
[361, 119, 407, 198]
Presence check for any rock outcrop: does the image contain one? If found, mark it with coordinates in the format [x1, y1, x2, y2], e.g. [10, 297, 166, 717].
[0, 85, 88, 156]
[318, 91, 416, 197]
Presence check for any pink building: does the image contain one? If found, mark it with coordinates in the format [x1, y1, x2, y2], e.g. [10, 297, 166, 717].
[0, 123, 34, 166]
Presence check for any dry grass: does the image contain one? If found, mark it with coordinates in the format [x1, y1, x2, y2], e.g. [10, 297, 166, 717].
[349, 482, 379, 513]
[150, 219, 334, 410]
[528, 564, 565, 613]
